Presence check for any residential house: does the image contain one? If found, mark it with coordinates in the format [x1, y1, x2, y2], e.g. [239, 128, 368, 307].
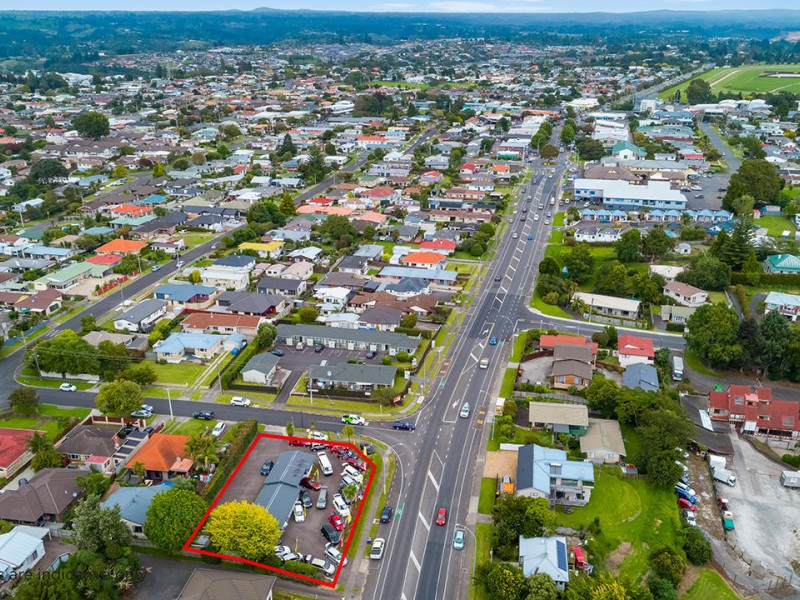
[528, 402, 589, 436]
[154, 333, 224, 363]
[114, 298, 167, 333]
[239, 241, 284, 260]
[199, 267, 250, 291]
[55, 425, 121, 474]
[0, 468, 83, 524]
[182, 312, 263, 339]
[660, 304, 696, 325]
[14, 289, 62, 316]
[764, 291, 800, 322]
[241, 353, 280, 385]
[338, 255, 370, 275]
[764, 254, 800, 274]
[573, 179, 687, 210]
[663, 281, 707, 308]
[281, 261, 314, 281]
[709, 385, 799, 438]
[153, 284, 216, 308]
[176, 569, 276, 600]
[377, 266, 458, 286]
[255, 450, 315, 529]
[95, 239, 148, 256]
[516, 444, 594, 507]
[358, 307, 404, 331]
[0, 526, 47, 582]
[101, 485, 170, 535]
[215, 291, 285, 317]
[400, 251, 447, 270]
[580, 418, 627, 464]
[256, 276, 307, 297]
[309, 363, 396, 392]
[277, 324, 420, 355]
[650, 265, 684, 281]
[125, 434, 193, 481]
[617, 334, 655, 368]
[83, 331, 148, 353]
[622, 362, 659, 392]
[539, 335, 598, 357]
[572, 292, 641, 320]
[550, 344, 594, 390]
[574, 227, 625, 243]
[0, 428, 36, 479]
[518, 536, 570, 590]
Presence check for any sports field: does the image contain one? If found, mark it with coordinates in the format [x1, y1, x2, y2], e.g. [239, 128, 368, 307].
[659, 64, 800, 101]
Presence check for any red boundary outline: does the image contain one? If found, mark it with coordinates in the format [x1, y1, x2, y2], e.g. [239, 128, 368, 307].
[182, 432, 377, 588]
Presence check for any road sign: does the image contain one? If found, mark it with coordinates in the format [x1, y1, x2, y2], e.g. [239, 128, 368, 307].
[396, 502, 404, 520]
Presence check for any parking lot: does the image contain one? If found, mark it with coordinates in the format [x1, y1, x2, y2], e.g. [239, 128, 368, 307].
[214, 434, 369, 577]
[274, 343, 383, 372]
[720, 433, 800, 579]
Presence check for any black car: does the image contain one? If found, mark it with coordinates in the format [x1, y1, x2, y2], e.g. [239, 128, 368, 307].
[299, 490, 313, 508]
[141, 426, 155, 436]
[380, 506, 393, 523]
[321, 524, 341, 545]
[313, 344, 324, 353]
[393, 421, 415, 431]
[119, 424, 138, 438]
[366, 351, 377, 360]
[193, 410, 215, 420]
[360, 443, 374, 456]
[261, 460, 274, 476]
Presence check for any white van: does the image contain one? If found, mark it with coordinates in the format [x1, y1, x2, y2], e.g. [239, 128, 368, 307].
[342, 465, 363, 484]
[479, 358, 489, 369]
[317, 451, 334, 476]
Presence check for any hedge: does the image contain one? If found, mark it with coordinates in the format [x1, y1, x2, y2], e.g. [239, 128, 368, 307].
[393, 327, 433, 340]
[666, 323, 686, 333]
[219, 343, 260, 389]
[731, 271, 800, 286]
[201, 419, 259, 501]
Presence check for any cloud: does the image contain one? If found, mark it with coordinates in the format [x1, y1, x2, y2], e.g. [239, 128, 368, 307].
[426, 0, 546, 10]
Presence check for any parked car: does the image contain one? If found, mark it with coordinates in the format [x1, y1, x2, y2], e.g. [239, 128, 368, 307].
[300, 477, 322, 491]
[489, 336, 497, 345]
[310, 557, 335, 577]
[141, 426, 155, 436]
[176, 260, 185, 268]
[332, 494, 350, 518]
[328, 512, 345, 531]
[324, 543, 348, 566]
[677, 497, 696, 511]
[151, 264, 161, 272]
[275, 545, 292, 559]
[293, 501, 305, 523]
[119, 424, 138, 438]
[453, 529, 466, 550]
[321, 524, 341, 545]
[360, 443, 374, 456]
[131, 405, 153, 418]
[341, 414, 366, 426]
[342, 472, 359, 488]
[393, 420, 415, 431]
[211, 422, 226, 438]
[192, 410, 214, 420]
[281, 551, 300, 563]
[299, 490, 312, 508]
[59, 383, 77, 392]
[230, 396, 251, 407]
[528, 234, 533, 240]
[436, 508, 447, 526]
[344, 456, 367, 471]
[380, 506, 393, 523]
[366, 351, 377, 359]
[683, 510, 697, 526]
[459, 402, 471, 418]
[270, 348, 284, 357]
[675, 482, 697, 498]
[316, 486, 329, 509]
[370, 538, 386, 560]
[260, 460, 274, 476]
[313, 343, 324, 353]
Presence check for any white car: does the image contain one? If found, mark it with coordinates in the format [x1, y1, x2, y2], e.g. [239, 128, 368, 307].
[211, 422, 226, 438]
[684, 510, 697, 526]
[230, 396, 251, 407]
[370, 538, 386, 560]
[275, 545, 292, 558]
[342, 465, 364, 484]
[59, 383, 77, 392]
[324, 543, 349, 566]
[332, 493, 350, 518]
[533, 214, 540, 221]
[341, 414, 366, 426]
[293, 501, 305, 523]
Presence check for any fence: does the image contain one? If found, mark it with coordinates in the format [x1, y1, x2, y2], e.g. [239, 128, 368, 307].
[512, 391, 587, 405]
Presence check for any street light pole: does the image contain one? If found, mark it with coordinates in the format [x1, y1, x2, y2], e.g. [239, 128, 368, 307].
[167, 388, 174, 419]
[457, 525, 478, 579]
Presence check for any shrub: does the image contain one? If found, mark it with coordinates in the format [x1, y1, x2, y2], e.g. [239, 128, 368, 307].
[666, 323, 686, 332]
[282, 560, 318, 577]
[782, 453, 800, 468]
[649, 547, 685, 587]
[381, 355, 393, 366]
[543, 292, 559, 305]
[682, 526, 712, 565]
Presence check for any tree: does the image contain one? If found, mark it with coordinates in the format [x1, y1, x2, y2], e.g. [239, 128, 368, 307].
[723, 159, 781, 209]
[72, 494, 132, 555]
[649, 577, 678, 600]
[685, 78, 713, 104]
[560, 123, 576, 144]
[184, 435, 219, 472]
[342, 423, 355, 442]
[111, 164, 128, 179]
[584, 376, 621, 418]
[400, 313, 418, 329]
[486, 563, 527, 600]
[649, 547, 685, 587]
[492, 495, 554, 559]
[641, 228, 675, 261]
[594, 261, 628, 296]
[299, 146, 330, 184]
[29, 158, 68, 186]
[538, 257, 561, 277]
[206, 500, 280, 562]
[9, 387, 39, 416]
[152, 162, 167, 178]
[26, 431, 51, 454]
[247, 200, 286, 226]
[11, 571, 76, 600]
[342, 483, 358, 503]
[81, 314, 98, 334]
[614, 229, 642, 263]
[540, 144, 558, 160]
[144, 489, 207, 554]
[683, 526, 712, 565]
[279, 193, 297, 217]
[95, 379, 143, 415]
[638, 409, 692, 487]
[277, 133, 296, 156]
[615, 388, 662, 426]
[72, 111, 110, 139]
[677, 253, 731, 291]
[119, 362, 158, 386]
[297, 306, 319, 323]
[758, 310, 792, 379]
[0, 520, 12, 534]
[31, 445, 63, 471]
[563, 243, 594, 284]
[189, 269, 201, 284]
[77, 470, 111, 497]
[685, 304, 742, 368]
[131, 462, 146, 480]
[286, 421, 294, 437]
[319, 214, 357, 244]
[525, 573, 559, 600]
[576, 137, 605, 161]
[256, 322, 277, 350]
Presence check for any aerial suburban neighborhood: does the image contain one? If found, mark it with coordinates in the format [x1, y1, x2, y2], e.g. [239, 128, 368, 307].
[1, 5, 800, 600]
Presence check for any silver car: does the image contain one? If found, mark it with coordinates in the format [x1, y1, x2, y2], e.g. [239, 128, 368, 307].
[316, 486, 328, 509]
[459, 402, 471, 418]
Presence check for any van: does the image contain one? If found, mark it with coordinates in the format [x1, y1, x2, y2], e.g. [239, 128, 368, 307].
[318, 451, 334, 476]
[296, 342, 304, 351]
[316, 486, 328, 509]
[343, 465, 363, 484]
[671, 355, 684, 381]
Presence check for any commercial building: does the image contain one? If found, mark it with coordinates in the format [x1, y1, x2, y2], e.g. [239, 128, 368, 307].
[573, 179, 687, 210]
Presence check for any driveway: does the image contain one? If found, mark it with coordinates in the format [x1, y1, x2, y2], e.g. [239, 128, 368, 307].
[134, 553, 203, 599]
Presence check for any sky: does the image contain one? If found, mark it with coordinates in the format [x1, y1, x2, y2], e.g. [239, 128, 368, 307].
[2, 1, 799, 12]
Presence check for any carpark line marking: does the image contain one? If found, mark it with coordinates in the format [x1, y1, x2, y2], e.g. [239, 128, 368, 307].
[469, 352, 479, 362]
[427, 470, 440, 491]
[417, 513, 431, 532]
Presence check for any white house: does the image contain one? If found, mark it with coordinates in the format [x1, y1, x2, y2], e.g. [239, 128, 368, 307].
[114, 299, 168, 333]
[574, 227, 624, 243]
[518, 536, 570, 590]
[580, 418, 627, 464]
[663, 280, 708, 308]
[200, 268, 250, 291]
[617, 334, 655, 368]
[0, 526, 47, 582]
[764, 291, 800, 322]
[649, 265, 684, 281]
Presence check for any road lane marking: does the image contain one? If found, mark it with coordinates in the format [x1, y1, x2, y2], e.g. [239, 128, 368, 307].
[427, 470, 440, 491]
[410, 551, 421, 571]
[417, 513, 430, 531]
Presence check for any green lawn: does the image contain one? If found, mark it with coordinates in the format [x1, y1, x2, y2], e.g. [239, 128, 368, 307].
[166, 418, 216, 437]
[0, 416, 61, 440]
[215, 392, 276, 405]
[38, 404, 91, 419]
[684, 349, 721, 379]
[150, 361, 208, 385]
[620, 423, 643, 463]
[177, 232, 216, 249]
[16, 377, 93, 390]
[478, 478, 496, 514]
[531, 291, 572, 319]
[755, 215, 796, 236]
[681, 569, 740, 600]
[286, 395, 406, 416]
[452, 251, 485, 262]
[510, 333, 527, 362]
[659, 64, 800, 101]
[553, 212, 566, 226]
[470, 523, 493, 600]
[556, 468, 682, 581]
[499, 368, 516, 398]
[706, 291, 728, 305]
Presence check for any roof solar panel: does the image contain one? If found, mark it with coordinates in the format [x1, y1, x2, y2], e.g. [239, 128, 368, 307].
[556, 541, 568, 571]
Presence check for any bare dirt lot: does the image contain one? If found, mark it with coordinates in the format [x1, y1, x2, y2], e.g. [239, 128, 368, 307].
[483, 450, 518, 478]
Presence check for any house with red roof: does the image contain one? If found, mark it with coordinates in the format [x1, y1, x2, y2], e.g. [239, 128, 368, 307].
[308, 197, 335, 206]
[419, 239, 457, 255]
[401, 251, 447, 270]
[110, 203, 152, 218]
[420, 171, 444, 186]
[539, 334, 599, 356]
[359, 186, 400, 205]
[709, 385, 799, 438]
[616, 334, 654, 368]
[0, 429, 38, 479]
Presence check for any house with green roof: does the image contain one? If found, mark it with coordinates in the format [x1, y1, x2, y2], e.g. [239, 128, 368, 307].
[764, 254, 800, 275]
[33, 262, 111, 291]
[612, 141, 646, 160]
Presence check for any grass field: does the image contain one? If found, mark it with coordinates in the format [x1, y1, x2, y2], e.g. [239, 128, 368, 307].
[684, 349, 721, 379]
[165, 418, 216, 437]
[150, 361, 208, 385]
[660, 64, 800, 101]
[755, 215, 796, 236]
[557, 468, 683, 581]
[681, 569, 740, 600]
[478, 478, 496, 514]
[38, 404, 91, 419]
[470, 523, 493, 600]
[499, 368, 517, 398]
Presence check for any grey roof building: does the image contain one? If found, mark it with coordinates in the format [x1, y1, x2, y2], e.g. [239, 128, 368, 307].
[242, 352, 280, 385]
[56, 425, 120, 460]
[215, 291, 284, 316]
[213, 254, 256, 269]
[255, 450, 315, 529]
[622, 362, 659, 392]
[277, 323, 420, 354]
[176, 568, 276, 600]
[310, 363, 397, 391]
[114, 298, 168, 333]
[256, 276, 305, 296]
[100, 484, 170, 534]
[519, 536, 570, 590]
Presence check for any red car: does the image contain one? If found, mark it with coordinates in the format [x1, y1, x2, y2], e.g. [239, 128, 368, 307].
[435, 508, 447, 526]
[329, 512, 345, 531]
[289, 438, 309, 447]
[345, 457, 367, 472]
[300, 477, 321, 491]
[677, 497, 696, 511]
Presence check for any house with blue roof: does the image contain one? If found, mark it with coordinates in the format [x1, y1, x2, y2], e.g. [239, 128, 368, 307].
[100, 484, 170, 535]
[133, 194, 167, 205]
[516, 444, 594, 507]
[764, 254, 800, 275]
[154, 284, 217, 307]
[622, 362, 659, 392]
[154, 332, 224, 362]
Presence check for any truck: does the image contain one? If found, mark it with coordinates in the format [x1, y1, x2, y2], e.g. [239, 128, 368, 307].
[671, 355, 684, 381]
[708, 454, 727, 472]
[496, 475, 515, 496]
[713, 467, 737, 486]
[722, 510, 735, 530]
[780, 470, 800, 489]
